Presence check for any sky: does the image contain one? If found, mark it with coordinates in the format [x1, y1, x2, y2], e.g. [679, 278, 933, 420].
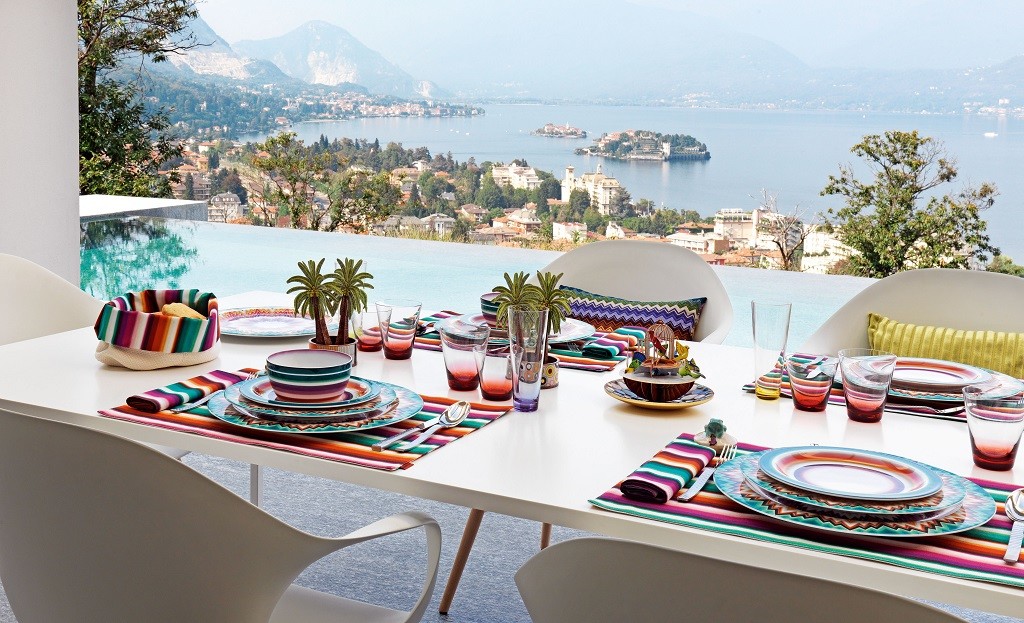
[198, 0, 1024, 72]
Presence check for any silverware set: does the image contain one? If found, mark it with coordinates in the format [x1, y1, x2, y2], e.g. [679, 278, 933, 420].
[679, 443, 737, 502]
[372, 401, 470, 452]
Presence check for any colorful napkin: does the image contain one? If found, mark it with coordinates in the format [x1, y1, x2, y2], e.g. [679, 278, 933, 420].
[126, 368, 256, 413]
[593, 433, 1024, 590]
[619, 438, 715, 503]
[103, 388, 510, 471]
[580, 326, 645, 359]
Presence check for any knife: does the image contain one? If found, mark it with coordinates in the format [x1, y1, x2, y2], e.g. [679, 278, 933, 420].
[372, 414, 442, 452]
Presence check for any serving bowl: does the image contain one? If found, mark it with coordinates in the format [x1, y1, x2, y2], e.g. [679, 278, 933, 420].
[622, 371, 697, 402]
[480, 292, 500, 327]
[266, 349, 352, 402]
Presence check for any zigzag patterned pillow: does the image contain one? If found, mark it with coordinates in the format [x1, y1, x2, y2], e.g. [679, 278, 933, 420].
[559, 286, 706, 341]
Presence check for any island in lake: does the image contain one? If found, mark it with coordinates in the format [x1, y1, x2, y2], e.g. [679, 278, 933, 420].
[532, 122, 587, 138]
[575, 129, 710, 161]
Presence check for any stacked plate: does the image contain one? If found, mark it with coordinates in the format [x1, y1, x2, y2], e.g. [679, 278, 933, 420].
[886, 358, 1023, 406]
[206, 376, 424, 434]
[714, 446, 996, 537]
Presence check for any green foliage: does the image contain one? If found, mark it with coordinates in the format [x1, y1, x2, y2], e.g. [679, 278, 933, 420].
[286, 259, 338, 345]
[450, 218, 471, 243]
[492, 272, 540, 329]
[987, 255, 1024, 277]
[822, 130, 998, 278]
[568, 189, 592, 214]
[249, 132, 342, 230]
[331, 258, 374, 344]
[533, 272, 571, 335]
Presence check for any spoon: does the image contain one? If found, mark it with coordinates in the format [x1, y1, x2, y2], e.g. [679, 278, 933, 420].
[1004, 488, 1024, 564]
[398, 401, 471, 452]
[372, 400, 461, 452]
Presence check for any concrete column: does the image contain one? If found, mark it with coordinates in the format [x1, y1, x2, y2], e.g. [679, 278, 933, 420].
[0, 0, 79, 284]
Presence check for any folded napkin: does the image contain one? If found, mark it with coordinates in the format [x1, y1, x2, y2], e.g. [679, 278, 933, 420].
[126, 368, 256, 414]
[581, 326, 645, 359]
[619, 439, 716, 504]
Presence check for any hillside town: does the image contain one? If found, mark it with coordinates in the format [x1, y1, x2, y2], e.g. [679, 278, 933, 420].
[169, 137, 850, 274]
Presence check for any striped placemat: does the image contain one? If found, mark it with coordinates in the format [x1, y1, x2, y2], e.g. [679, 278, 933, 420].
[100, 391, 509, 471]
[415, 312, 632, 372]
[591, 433, 1024, 589]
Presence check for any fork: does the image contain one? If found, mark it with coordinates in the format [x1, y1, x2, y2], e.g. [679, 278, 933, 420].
[678, 443, 737, 502]
[169, 370, 263, 412]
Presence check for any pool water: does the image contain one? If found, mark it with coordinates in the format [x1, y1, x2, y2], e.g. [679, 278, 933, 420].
[79, 217, 872, 349]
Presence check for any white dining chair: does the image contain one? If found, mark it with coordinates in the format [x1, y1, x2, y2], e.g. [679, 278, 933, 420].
[535, 239, 734, 344]
[0, 408, 442, 623]
[516, 537, 968, 623]
[0, 252, 105, 346]
[800, 267, 1024, 355]
[438, 240, 735, 613]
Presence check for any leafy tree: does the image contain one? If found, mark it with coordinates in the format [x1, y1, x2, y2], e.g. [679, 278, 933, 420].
[569, 189, 592, 215]
[208, 151, 220, 170]
[756, 190, 818, 272]
[183, 173, 194, 200]
[987, 255, 1024, 277]
[327, 171, 400, 232]
[78, 0, 198, 196]
[583, 207, 605, 233]
[476, 175, 508, 210]
[822, 130, 998, 278]
[249, 132, 341, 230]
[608, 188, 632, 216]
[450, 217, 471, 243]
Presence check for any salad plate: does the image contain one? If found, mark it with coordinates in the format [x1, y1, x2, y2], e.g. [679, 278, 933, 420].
[889, 358, 991, 393]
[716, 452, 995, 538]
[239, 377, 381, 409]
[604, 379, 714, 411]
[220, 307, 339, 338]
[209, 383, 423, 434]
[758, 446, 943, 501]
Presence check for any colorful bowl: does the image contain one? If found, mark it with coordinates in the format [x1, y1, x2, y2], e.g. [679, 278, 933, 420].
[480, 292, 500, 327]
[266, 349, 352, 402]
[622, 372, 696, 402]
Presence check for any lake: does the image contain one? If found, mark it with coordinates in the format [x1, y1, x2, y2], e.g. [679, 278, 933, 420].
[240, 104, 1024, 260]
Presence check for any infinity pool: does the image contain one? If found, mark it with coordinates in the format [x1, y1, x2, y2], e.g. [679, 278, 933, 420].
[79, 217, 873, 349]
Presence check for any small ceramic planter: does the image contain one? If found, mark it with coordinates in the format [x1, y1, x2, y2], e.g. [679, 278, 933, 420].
[540, 354, 559, 389]
[308, 338, 359, 367]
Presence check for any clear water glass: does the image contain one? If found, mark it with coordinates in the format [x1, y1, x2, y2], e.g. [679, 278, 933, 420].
[478, 344, 513, 401]
[351, 310, 382, 352]
[375, 299, 422, 360]
[838, 348, 897, 423]
[508, 306, 548, 412]
[439, 321, 490, 391]
[787, 356, 838, 412]
[963, 385, 1024, 471]
[752, 301, 791, 400]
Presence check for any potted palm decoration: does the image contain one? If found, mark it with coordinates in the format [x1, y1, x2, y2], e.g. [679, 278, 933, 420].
[491, 270, 571, 388]
[287, 257, 373, 364]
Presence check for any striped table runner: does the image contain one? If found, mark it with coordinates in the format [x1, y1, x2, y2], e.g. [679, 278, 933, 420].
[415, 312, 632, 372]
[591, 433, 1024, 589]
[100, 393, 510, 471]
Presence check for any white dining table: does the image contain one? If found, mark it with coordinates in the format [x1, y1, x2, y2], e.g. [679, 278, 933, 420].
[0, 291, 1020, 616]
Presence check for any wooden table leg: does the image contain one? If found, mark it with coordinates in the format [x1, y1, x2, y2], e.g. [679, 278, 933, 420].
[439, 508, 485, 614]
[540, 522, 552, 549]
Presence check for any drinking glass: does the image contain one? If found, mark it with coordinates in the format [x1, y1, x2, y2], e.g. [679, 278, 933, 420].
[838, 348, 898, 423]
[351, 310, 382, 352]
[375, 299, 422, 360]
[478, 344, 513, 401]
[752, 301, 791, 400]
[438, 320, 490, 391]
[786, 356, 838, 412]
[508, 306, 548, 412]
[963, 385, 1024, 471]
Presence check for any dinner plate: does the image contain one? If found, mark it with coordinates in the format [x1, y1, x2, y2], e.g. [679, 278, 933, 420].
[758, 446, 943, 501]
[239, 377, 381, 409]
[889, 358, 992, 393]
[220, 307, 340, 338]
[716, 451, 996, 538]
[450, 313, 596, 345]
[738, 454, 967, 517]
[887, 369, 1024, 405]
[209, 383, 423, 434]
[604, 379, 714, 410]
[225, 382, 397, 421]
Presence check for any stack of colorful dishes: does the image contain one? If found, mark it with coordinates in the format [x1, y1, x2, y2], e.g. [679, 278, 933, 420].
[206, 375, 424, 434]
[886, 358, 1023, 406]
[714, 446, 996, 537]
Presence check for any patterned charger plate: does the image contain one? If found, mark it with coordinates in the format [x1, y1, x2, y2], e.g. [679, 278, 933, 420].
[887, 369, 1023, 404]
[239, 377, 381, 409]
[604, 379, 714, 410]
[209, 383, 423, 434]
[890, 358, 992, 393]
[716, 451, 996, 538]
[758, 446, 943, 501]
[225, 382, 397, 422]
[220, 307, 340, 338]
[739, 455, 967, 517]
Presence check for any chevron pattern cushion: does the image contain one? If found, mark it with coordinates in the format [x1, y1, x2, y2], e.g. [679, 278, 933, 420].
[560, 286, 706, 341]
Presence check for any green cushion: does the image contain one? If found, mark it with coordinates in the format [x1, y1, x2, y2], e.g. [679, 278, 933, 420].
[867, 313, 1024, 379]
